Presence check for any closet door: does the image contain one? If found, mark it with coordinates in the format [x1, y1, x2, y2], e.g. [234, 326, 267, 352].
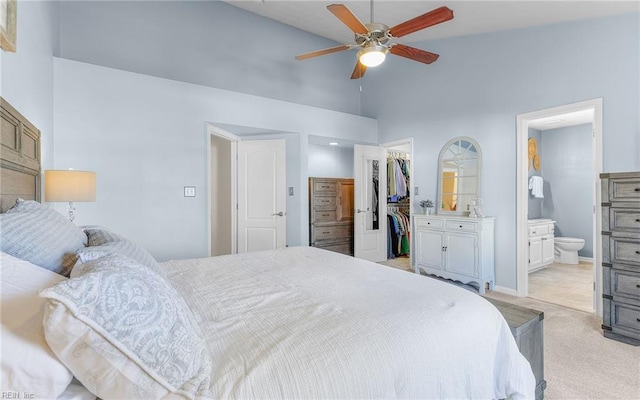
[354, 144, 387, 262]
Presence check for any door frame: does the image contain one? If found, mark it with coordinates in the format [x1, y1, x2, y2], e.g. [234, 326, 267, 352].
[515, 98, 603, 316]
[206, 123, 240, 256]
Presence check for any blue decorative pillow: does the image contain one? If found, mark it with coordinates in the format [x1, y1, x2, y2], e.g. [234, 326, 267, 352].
[0, 199, 87, 275]
[40, 253, 213, 399]
[78, 227, 164, 277]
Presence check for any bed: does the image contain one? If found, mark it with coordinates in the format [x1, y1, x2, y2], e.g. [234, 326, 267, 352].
[0, 97, 535, 399]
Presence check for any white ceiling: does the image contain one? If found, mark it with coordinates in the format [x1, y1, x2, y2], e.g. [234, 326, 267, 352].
[223, 1, 639, 44]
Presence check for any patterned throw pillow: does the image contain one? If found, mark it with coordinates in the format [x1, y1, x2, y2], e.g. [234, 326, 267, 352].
[0, 199, 87, 275]
[77, 227, 164, 277]
[40, 253, 213, 399]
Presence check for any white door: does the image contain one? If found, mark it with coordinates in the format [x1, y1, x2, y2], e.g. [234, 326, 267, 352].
[237, 139, 286, 253]
[354, 144, 387, 262]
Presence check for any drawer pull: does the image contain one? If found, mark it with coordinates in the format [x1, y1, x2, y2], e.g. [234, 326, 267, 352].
[459, 225, 463, 228]
[322, 231, 330, 234]
[636, 251, 640, 255]
[636, 188, 640, 192]
[636, 219, 640, 222]
[637, 284, 640, 288]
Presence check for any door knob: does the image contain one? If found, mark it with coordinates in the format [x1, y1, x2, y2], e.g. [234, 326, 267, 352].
[356, 209, 367, 213]
[272, 211, 284, 216]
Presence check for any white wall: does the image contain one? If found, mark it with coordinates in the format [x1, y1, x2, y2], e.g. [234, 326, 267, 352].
[1, 1, 59, 170]
[308, 145, 354, 179]
[53, 58, 377, 261]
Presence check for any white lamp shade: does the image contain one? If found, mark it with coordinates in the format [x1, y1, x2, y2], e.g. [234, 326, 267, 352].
[45, 170, 96, 202]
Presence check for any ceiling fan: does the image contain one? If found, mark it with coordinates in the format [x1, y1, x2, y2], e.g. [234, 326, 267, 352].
[295, 3, 454, 79]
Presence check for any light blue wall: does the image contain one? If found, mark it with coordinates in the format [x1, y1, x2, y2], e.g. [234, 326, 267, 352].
[52, 58, 376, 261]
[1, 0, 59, 170]
[366, 12, 639, 289]
[3, 1, 638, 291]
[541, 124, 594, 258]
[58, 0, 362, 115]
[308, 145, 354, 179]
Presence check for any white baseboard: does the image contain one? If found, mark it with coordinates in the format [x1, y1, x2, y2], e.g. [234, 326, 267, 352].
[579, 256, 594, 263]
[492, 285, 519, 297]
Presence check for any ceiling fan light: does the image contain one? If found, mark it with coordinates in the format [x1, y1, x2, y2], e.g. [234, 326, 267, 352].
[357, 44, 387, 67]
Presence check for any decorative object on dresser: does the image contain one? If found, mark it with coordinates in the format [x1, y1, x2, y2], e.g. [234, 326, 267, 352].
[308, 177, 354, 255]
[484, 297, 546, 400]
[528, 219, 555, 273]
[45, 170, 97, 221]
[600, 171, 640, 345]
[414, 214, 495, 294]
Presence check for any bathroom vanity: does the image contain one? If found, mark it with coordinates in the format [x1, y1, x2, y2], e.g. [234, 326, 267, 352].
[528, 219, 555, 272]
[601, 171, 640, 345]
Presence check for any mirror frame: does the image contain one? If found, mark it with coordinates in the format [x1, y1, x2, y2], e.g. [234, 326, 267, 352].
[436, 136, 482, 216]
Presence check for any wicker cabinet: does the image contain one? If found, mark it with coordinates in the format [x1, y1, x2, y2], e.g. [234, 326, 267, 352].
[601, 171, 640, 345]
[309, 177, 354, 255]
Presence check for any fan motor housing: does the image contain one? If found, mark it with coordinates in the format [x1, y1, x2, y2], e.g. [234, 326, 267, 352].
[355, 23, 391, 45]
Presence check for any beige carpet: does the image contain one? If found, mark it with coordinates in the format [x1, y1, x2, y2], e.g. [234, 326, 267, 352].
[485, 291, 640, 400]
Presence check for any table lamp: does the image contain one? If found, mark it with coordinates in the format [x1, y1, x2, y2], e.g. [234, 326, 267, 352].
[45, 169, 96, 221]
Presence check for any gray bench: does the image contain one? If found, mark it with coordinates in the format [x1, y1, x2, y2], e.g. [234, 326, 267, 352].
[485, 297, 546, 400]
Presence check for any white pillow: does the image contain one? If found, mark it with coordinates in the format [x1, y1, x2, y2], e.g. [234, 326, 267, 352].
[40, 253, 213, 399]
[0, 252, 75, 398]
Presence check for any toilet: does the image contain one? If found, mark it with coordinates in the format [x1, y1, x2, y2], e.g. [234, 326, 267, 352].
[554, 237, 585, 264]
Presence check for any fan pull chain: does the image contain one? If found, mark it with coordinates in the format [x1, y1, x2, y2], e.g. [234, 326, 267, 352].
[370, 0, 374, 23]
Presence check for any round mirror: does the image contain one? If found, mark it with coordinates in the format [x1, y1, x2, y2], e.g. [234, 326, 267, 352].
[437, 136, 481, 215]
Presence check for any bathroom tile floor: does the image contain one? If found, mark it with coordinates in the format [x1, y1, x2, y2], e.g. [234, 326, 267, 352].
[528, 261, 594, 313]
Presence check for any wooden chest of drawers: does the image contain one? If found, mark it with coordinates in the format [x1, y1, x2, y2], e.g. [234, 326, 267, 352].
[309, 177, 354, 255]
[601, 171, 640, 345]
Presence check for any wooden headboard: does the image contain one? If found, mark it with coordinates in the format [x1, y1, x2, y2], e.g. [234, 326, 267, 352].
[1, 97, 41, 212]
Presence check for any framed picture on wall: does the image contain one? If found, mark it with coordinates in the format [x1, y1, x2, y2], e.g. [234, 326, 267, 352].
[0, 0, 17, 52]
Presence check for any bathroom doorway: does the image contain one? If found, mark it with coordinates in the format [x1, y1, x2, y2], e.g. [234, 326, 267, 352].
[516, 99, 603, 316]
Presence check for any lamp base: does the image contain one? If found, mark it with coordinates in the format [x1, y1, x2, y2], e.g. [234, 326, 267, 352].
[67, 201, 76, 222]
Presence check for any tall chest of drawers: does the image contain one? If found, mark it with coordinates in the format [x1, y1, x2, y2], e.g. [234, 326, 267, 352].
[601, 171, 640, 345]
[309, 177, 354, 255]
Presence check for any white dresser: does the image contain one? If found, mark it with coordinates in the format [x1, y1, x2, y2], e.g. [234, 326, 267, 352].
[528, 219, 555, 273]
[414, 215, 495, 294]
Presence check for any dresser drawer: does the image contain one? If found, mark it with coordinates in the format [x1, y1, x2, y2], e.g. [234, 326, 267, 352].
[313, 181, 337, 193]
[446, 221, 478, 233]
[609, 301, 640, 339]
[314, 210, 337, 222]
[610, 208, 640, 233]
[314, 196, 336, 208]
[610, 237, 640, 266]
[415, 218, 444, 229]
[611, 269, 640, 300]
[316, 242, 353, 255]
[314, 225, 352, 241]
[609, 177, 640, 201]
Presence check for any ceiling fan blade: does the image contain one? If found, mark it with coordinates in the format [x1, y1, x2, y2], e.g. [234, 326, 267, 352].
[389, 6, 454, 38]
[327, 4, 369, 35]
[390, 44, 439, 64]
[295, 44, 351, 60]
[351, 61, 367, 79]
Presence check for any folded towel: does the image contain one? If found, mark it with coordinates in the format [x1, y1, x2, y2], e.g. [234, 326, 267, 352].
[529, 176, 544, 198]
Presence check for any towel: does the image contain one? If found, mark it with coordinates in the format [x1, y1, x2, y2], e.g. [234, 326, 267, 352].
[529, 176, 544, 198]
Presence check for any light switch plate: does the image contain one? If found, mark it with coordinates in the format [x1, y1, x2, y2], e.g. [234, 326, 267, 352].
[184, 186, 196, 197]
[288, 187, 294, 196]
[414, 187, 419, 195]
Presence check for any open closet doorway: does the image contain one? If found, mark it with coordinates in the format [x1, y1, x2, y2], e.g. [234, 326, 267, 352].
[379, 138, 414, 272]
[516, 98, 603, 316]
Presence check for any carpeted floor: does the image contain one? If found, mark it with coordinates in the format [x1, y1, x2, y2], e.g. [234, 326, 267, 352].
[484, 291, 640, 400]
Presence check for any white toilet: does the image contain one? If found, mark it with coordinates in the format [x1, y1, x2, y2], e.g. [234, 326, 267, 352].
[554, 237, 585, 264]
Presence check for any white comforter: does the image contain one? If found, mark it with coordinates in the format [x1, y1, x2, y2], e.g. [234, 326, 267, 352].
[162, 246, 535, 399]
